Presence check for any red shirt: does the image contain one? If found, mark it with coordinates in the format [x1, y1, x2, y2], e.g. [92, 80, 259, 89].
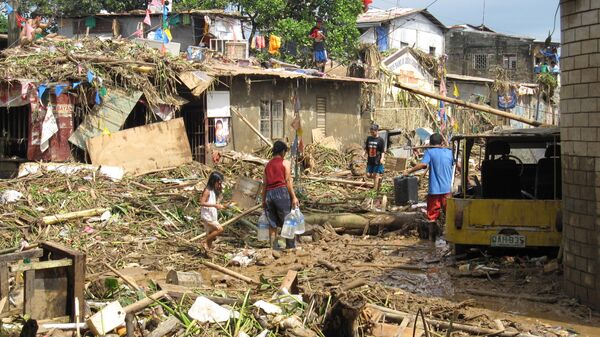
[265, 157, 287, 190]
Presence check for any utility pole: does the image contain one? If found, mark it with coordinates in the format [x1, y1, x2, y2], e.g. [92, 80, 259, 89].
[7, 0, 19, 48]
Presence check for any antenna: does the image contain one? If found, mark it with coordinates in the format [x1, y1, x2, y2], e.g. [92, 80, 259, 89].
[482, 0, 486, 26]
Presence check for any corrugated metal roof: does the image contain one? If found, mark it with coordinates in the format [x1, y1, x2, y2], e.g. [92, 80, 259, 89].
[357, 8, 447, 31]
[69, 89, 143, 150]
[204, 63, 379, 84]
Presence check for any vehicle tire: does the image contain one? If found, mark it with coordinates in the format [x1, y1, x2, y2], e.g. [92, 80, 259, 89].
[452, 243, 468, 255]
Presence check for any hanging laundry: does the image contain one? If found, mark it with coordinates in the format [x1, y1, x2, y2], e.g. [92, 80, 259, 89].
[164, 28, 172, 41]
[268, 34, 281, 54]
[453, 82, 460, 97]
[37, 84, 47, 100]
[255, 35, 266, 49]
[55, 84, 67, 97]
[87, 70, 95, 83]
[144, 10, 152, 26]
[5, 3, 13, 14]
[134, 22, 144, 38]
[182, 14, 191, 25]
[169, 15, 180, 26]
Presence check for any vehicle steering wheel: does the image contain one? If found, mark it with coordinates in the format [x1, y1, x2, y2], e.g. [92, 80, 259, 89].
[506, 155, 525, 176]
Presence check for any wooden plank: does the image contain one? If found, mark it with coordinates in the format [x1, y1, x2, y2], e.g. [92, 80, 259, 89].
[124, 290, 169, 314]
[69, 89, 143, 150]
[42, 208, 109, 226]
[231, 107, 273, 147]
[24, 270, 35, 316]
[86, 118, 193, 176]
[30, 267, 69, 320]
[0, 262, 8, 313]
[10, 259, 73, 272]
[190, 204, 261, 241]
[231, 176, 262, 210]
[0, 249, 44, 263]
[280, 270, 298, 294]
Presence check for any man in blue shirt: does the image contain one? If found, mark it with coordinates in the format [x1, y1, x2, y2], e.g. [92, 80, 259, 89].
[403, 133, 455, 224]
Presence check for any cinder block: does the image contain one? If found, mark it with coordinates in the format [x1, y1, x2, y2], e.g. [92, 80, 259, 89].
[575, 54, 590, 69]
[582, 9, 599, 25]
[575, 26, 591, 41]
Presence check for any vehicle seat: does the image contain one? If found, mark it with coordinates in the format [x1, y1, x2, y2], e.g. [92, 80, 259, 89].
[535, 144, 561, 199]
[481, 141, 521, 199]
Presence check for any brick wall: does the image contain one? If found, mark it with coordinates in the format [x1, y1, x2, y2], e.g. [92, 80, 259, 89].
[560, 0, 600, 310]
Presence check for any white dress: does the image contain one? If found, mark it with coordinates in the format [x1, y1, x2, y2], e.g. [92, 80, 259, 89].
[201, 190, 219, 226]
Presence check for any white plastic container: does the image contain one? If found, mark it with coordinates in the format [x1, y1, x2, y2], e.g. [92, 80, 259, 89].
[257, 213, 269, 241]
[281, 212, 297, 239]
[294, 207, 305, 234]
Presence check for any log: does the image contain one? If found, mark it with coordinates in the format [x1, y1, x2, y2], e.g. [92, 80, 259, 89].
[352, 263, 425, 271]
[304, 176, 374, 187]
[147, 316, 182, 337]
[393, 81, 546, 127]
[341, 278, 367, 291]
[190, 204, 261, 242]
[200, 261, 259, 285]
[42, 208, 109, 225]
[280, 270, 299, 294]
[367, 304, 538, 337]
[465, 289, 558, 304]
[304, 212, 420, 231]
[231, 107, 273, 147]
[166, 270, 203, 288]
[317, 259, 340, 271]
[125, 314, 135, 337]
[124, 290, 169, 314]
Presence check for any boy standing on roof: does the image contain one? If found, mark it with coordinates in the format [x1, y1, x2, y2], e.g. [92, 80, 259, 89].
[308, 18, 327, 71]
[365, 124, 385, 192]
[403, 133, 455, 239]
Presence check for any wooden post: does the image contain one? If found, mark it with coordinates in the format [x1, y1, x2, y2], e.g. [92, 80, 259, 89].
[0, 262, 8, 313]
[23, 270, 35, 315]
[7, 0, 19, 47]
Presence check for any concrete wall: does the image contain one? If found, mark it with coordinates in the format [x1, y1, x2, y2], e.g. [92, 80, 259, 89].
[560, 0, 600, 310]
[389, 13, 445, 56]
[227, 77, 369, 152]
[445, 29, 535, 83]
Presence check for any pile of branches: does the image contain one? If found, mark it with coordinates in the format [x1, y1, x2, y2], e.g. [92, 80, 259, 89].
[0, 37, 192, 109]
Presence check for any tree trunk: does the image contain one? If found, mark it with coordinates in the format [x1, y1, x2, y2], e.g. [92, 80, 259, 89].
[304, 212, 420, 231]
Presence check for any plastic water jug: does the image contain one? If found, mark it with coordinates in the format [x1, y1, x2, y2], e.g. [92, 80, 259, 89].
[257, 213, 269, 241]
[281, 212, 297, 239]
[294, 208, 305, 234]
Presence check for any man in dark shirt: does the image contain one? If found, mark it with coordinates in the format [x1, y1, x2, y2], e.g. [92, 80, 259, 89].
[308, 18, 327, 71]
[365, 124, 385, 191]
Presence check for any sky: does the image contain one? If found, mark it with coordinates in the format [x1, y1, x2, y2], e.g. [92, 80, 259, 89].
[372, 0, 561, 42]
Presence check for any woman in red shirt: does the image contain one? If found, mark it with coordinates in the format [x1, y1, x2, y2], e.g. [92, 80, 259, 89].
[262, 140, 300, 249]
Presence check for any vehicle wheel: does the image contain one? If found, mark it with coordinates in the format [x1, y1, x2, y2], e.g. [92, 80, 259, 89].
[452, 243, 468, 256]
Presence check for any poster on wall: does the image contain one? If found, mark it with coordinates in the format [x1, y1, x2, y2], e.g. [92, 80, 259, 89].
[207, 91, 231, 117]
[214, 118, 230, 147]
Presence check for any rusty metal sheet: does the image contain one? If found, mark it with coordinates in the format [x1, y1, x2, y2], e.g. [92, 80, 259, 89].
[69, 89, 142, 150]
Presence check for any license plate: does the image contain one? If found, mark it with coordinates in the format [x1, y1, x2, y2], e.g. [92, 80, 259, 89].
[491, 234, 526, 248]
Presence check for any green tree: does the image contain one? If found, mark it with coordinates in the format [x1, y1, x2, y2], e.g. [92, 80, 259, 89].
[0, 15, 7, 33]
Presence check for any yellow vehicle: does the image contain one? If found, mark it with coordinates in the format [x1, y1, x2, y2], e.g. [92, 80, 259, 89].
[446, 127, 561, 253]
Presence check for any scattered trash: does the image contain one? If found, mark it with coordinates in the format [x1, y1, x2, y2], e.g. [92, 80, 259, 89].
[188, 296, 239, 323]
[0, 190, 23, 204]
[253, 300, 283, 315]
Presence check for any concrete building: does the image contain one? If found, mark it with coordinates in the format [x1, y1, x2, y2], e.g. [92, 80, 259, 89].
[57, 10, 247, 56]
[445, 25, 558, 83]
[559, 0, 600, 310]
[357, 8, 447, 56]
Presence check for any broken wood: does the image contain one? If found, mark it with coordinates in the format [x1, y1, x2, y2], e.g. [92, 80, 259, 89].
[317, 260, 340, 271]
[280, 270, 299, 294]
[352, 263, 425, 271]
[393, 81, 545, 127]
[231, 107, 273, 147]
[190, 204, 262, 241]
[42, 208, 109, 226]
[104, 263, 142, 292]
[10, 259, 72, 273]
[125, 314, 135, 337]
[367, 304, 538, 337]
[465, 289, 558, 304]
[124, 290, 169, 314]
[341, 278, 367, 291]
[200, 261, 259, 285]
[304, 176, 374, 187]
[0, 249, 44, 263]
[147, 316, 182, 337]
[166, 270, 203, 288]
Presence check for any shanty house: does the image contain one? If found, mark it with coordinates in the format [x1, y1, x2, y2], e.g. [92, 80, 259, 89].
[57, 10, 248, 57]
[357, 8, 447, 56]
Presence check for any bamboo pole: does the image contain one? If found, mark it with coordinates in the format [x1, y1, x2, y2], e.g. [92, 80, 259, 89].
[42, 208, 109, 226]
[200, 260, 260, 285]
[231, 107, 273, 147]
[190, 204, 261, 242]
[393, 81, 546, 127]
